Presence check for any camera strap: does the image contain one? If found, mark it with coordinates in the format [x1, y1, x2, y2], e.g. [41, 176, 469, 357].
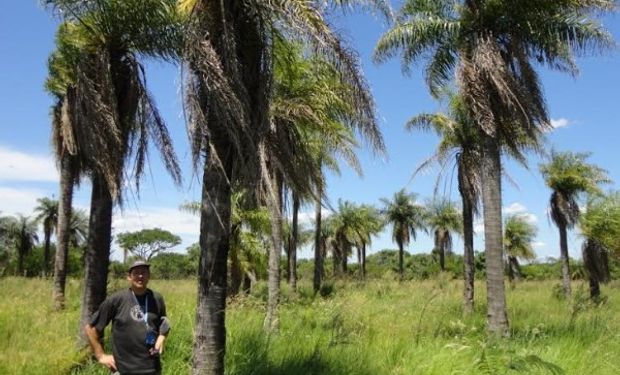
[131, 290, 149, 326]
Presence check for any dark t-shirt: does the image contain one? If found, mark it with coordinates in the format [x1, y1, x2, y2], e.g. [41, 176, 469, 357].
[90, 288, 169, 374]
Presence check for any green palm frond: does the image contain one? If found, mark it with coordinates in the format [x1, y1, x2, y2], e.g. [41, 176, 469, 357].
[503, 214, 537, 260]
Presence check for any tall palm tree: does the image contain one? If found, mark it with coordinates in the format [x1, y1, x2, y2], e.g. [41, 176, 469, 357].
[381, 189, 426, 279]
[182, 2, 387, 368]
[374, 0, 614, 335]
[426, 199, 462, 272]
[408, 93, 480, 310]
[4, 215, 39, 276]
[540, 151, 609, 297]
[45, 23, 85, 309]
[45, 0, 182, 337]
[503, 214, 537, 282]
[33, 197, 59, 276]
[579, 192, 620, 300]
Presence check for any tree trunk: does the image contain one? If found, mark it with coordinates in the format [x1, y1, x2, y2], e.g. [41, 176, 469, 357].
[461, 194, 475, 314]
[357, 246, 362, 279]
[52, 154, 74, 310]
[43, 228, 52, 277]
[438, 232, 446, 272]
[78, 174, 113, 346]
[558, 225, 572, 298]
[332, 246, 340, 277]
[480, 133, 509, 336]
[289, 193, 299, 291]
[361, 242, 366, 280]
[191, 146, 232, 375]
[313, 188, 323, 294]
[341, 244, 348, 274]
[398, 240, 404, 280]
[264, 172, 283, 333]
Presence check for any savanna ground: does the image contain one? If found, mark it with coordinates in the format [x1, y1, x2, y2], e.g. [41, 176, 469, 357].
[2, 277, 619, 375]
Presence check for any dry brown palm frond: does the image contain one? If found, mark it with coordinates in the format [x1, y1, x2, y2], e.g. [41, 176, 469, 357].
[582, 238, 610, 284]
[73, 50, 124, 198]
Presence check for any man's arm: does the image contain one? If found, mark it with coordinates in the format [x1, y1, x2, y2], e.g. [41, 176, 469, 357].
[84, 324, 117, 371]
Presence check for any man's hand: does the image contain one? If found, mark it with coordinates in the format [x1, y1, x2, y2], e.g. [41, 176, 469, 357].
[154, 334, 166, 355]
[97, 353, 117, 371]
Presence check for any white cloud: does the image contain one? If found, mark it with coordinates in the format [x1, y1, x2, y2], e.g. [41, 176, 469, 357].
[0, 146, 58, 182]
[0, 187, 51, 216]
[504, 202, 538, 224]
[550, 118, 570, 130]
[532, 241, 546, 249]
[504, 202, 527, 215]
[295, 209, 331, 225]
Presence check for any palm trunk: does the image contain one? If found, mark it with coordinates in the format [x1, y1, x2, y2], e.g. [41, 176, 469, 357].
[438, 233, 446, 272]
[480, 133, 509, 336]
[78, 173, 113, 346]
[341, 244, 348, 274]
[52, 154, 74, 310]
[357, 246, 362, 279]
[42, 228, 52, 277]
[361, 242, 366, 280]
[398, 240, 404, 280]
[313, 188, 323, 293]
[333, 245, 341, 277]
[558, 225, 572, 298]
[264, 172, 283, 333]
[289, 193, 299, 291]
[191, 146, 232, 375]
[461, 194, 475, 314]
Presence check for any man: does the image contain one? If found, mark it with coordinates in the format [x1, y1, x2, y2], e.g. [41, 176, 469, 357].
[85, 260, 170, 375]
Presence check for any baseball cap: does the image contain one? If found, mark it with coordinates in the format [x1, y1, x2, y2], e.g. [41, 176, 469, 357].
[128, 260, 150, 272]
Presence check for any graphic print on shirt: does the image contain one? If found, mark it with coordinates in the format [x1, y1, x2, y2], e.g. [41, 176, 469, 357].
[130, 304, 145, 322]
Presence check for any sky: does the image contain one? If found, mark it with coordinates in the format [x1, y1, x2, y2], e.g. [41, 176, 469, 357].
[1, 2, 620, 262]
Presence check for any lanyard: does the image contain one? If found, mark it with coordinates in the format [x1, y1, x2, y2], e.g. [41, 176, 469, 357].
[131, 290, 149, 325]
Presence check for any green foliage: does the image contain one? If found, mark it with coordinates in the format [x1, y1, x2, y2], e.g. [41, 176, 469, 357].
[504, 214, 537, 260]
[116, 228, 181, 261]
[580, 191, 620, 255]
[150, 252, 197, 279]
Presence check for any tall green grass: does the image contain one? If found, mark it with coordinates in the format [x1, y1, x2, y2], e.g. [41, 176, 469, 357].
[2, 277, 619, 374]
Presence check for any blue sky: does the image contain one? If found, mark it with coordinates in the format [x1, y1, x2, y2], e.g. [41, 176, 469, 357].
[1, 2, 619, 262]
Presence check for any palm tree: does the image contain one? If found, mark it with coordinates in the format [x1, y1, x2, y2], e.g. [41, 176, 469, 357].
[579, 192, 620, 300]
[374, 0, 614, 335]
[4, 215, 39, 276]
[45, 24, 85, 309]
[68, 209, 88, 248]
[540, 151, 609, 297]
[45, 0, 182, 337]
[408, 93, 480, 311]
[180, 195, 270, 296]
[33, 197, 59, 276]
[381, 189, 426, 279]
[354, 204, 384, 279]
[328, 200, 368, 276]
[426, 199, 462, 272]
[182, 1, 387, 367]
[503, 214, 537, 282]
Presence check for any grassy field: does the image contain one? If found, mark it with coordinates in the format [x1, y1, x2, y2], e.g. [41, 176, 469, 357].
[1, 276, 619, 374]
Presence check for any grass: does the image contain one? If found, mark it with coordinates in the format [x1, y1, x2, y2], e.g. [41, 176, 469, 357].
[1, 276, 620, 374]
